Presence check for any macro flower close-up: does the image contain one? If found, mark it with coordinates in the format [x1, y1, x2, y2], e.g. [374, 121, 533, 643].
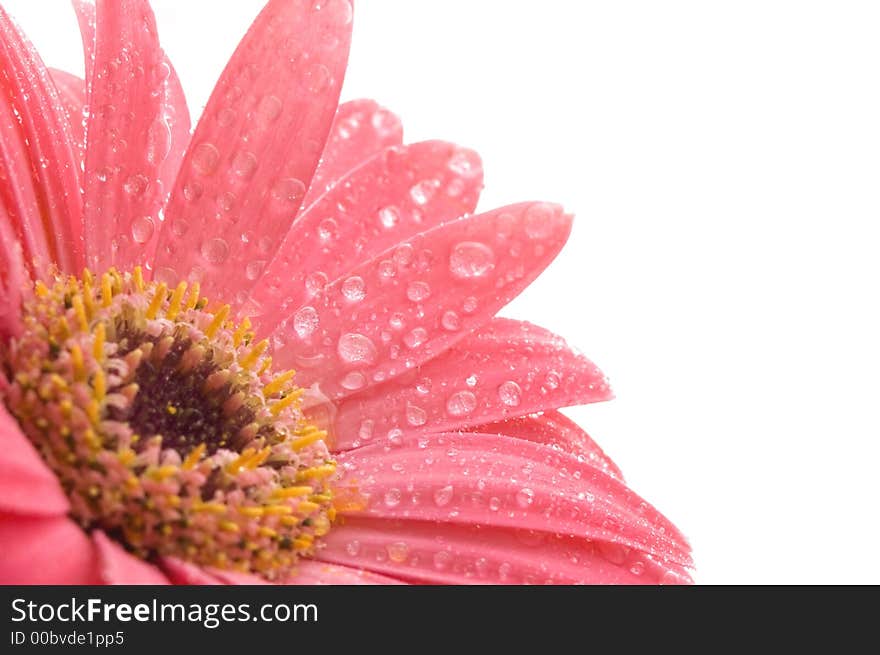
[0, 0, 692, 585]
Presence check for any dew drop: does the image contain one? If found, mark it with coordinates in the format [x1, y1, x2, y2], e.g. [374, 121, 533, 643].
[524, 202, 558, 239]
[497, 381, 522, 407]
[341, 276, 365, 302]
[405, 403, 427, 427]
[256, 94, 282, 125]
[146, 119, 171, 165]
[271, 178, 306, 206]
[446, 390, 477, 417]
[410, 179, 439, 205]
[387, 428, 404, 446]
[393, 243, 414, 267]
[183, 181, 203, 201]
[465, 374, 477, 387]
[340, 371, 366, 391]
[386, 542, 409, 563]
[345, 540, 361, 556]
[123, 173, 149, 196]
[433, 485, 454, 508]
[543, 371, 560, 391]
[130, 216, 154, 244]
[358, 420, 374, 442]
[306, 63, 331, 94]
[232, 150, 258, 179]
[317, 218, 338, 242]
[406, 281, 431, 302]
[449, 241, 495, 279]
[378, 206, 400, 228]
[305, 271, 328, 295]
[200, 237, 229, 264]
[292, 306, 319, 338]
[191, 142, 219, 175]
[384, 488, 401, 508]
[515, 488, 535, 508]
[447, 147, 481, 178]
[388, 312, 405, 330]
[377, 260, 396, 280]
[441, 310, 460, 331]
[630, 561, 645, 577]
[371, 107, 399, 136]
[404, 327, 427, 349]
[245, 260, 265, 281]
[489, 497, 501, 512]
[337, 333, 378, 367]
[462, 296, 478, 314]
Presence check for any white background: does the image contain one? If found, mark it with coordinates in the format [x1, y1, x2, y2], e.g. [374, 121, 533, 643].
[7, 0, 880, 584]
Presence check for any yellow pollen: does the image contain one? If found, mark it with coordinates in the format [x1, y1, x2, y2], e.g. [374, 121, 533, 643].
[70, 344, 85, 380]
[233, 317, 251, 347]
[185, 282, 201, 310]
[271, 486, 314, 499]
[133, 265, 144, 292]
[291, 430, 326, 451]
[93, 369, 107, 401]
[296, 501, 321, 514]
[295, 464, 337, 481]
[270, 389, 303, 416]
[218, 521, 240, 533]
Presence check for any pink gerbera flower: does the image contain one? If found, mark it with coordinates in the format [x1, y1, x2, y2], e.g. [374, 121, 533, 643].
[0, 0, 692, 585]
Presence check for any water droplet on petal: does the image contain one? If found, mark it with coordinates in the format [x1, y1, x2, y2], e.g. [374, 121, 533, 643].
[433, 485, 454, 507]
[191, 142, 219, 175]
[245, 260, 265, 281]
[497, 381, 522, 407]
[345, 540, 361, 556]
[256, 94, 282, 125]
[404, 327, 427, 349]
[341, 276, 365, 301]
[462, 296, 478, 314]
[406, 281, 431, 302]
[410, 179, 439, 205]
[131, 216, 154, 244]
[489, 497, 501, 512]
[447, 147, 481, 178]
[378, 206, 400, 228]
[446, 390, 477, 417]
[271, 177, 306, 206]
[123, 173, 149, 196]
[516, 488, 535, 508]
[305, 271, 328, 296]
[200, 237, 228, 264]
[358, 420, 374, 442]
[449, 241, 495, 279]
[386, 542, 409, 563]
[337, 333, 378, 367]
[384, 488, 401, 508]
[340, 371, 366, 391]
[232, 150, 258, 179]
[543, 371, 560, 390]
[524, 202, 558, 239]
[441, 310, 460, 331]
[406, 403, 427, 427]
[292, 306, 319, 338]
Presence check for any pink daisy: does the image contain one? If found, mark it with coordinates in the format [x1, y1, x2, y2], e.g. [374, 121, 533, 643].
[0, 0, 692, 585]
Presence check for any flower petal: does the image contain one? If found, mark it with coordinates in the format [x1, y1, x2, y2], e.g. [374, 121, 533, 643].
[332, 318, 610, 450]
[0, 403, 69, 517]
[0, 514, 98, 583]
[272, 202, 572, 399]
[336, 432, 692, 568]
[158, 557, 222, 584]
[0, 205, 26, 339]
[154, 0, 353, 298]
[82, 0, 191, 272]
[0, 7, 83, 273]
[49, 69, 86, 172]
[301, 99, 403, 209]
[93, 530, 170, 584]
[316, 517, 691, 585]
[471, 409, 625, 482]
[287, 559, 405, 585]
[251, 140, 482, 331]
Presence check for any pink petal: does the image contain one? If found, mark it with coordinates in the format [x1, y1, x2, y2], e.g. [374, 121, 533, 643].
[0, 403, 69, 517]
[154, 0, 353, 297]
[158, 557, 222, 584]
[93, 531, 170, 584]
[0, 514, 99, 583]
[471, 410, 625, 482]
[301, 99, 403, 209]
[0, 7, 83, 273]
[72, 0, 96, 82]
[287, 559, 405, 585]
[82, 0, 191, 272]
[317, 517, 691, 585]
[251, 140, 483, 331]
[48, 69, 86, 174]
[272, 202, 572, 399]
[332, 318, 611, 450]
[0, 205, 26, 338]
[336, 432, 692, 568]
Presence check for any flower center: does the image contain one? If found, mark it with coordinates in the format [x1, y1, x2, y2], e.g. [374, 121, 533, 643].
[1, 267, 336, 580]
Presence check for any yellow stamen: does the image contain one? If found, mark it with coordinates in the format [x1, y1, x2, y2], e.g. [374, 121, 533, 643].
[92, 322, 106, 361]
[295, 464, 336, 481]
[93, 369, 106, 401]
[218, 521, 240, 533]
[145, 282, 167, 320]
[204, 304, 230, 338]
[270, 389, 303, 416]
[133, 266, 144, 292]
[296, 501, 320, 514]
[71, 295, 89, 332]
[181, 444, 206, 470]
[270, 486, 313, 499]
[70, 344, 85, 380]
[166, 281, 188, 320]
[263, 370, 296, 397]
[291, 430, 326, 451]
[233, 317, 251, 347]
[239, 339, 268, 370]
[185, 281, 201, 310]
[101, 273, 113, 308]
